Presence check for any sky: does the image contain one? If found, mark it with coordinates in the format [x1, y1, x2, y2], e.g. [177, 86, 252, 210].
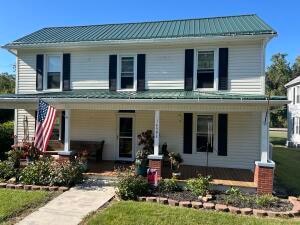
[0, 0, 299, 74]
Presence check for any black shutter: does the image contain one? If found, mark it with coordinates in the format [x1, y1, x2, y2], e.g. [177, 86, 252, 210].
[218, 114, 228, 156]
[218, 48, 229, 90]
[109, 55, 117, 91]
[36, 54, 44, 91]
[184, 49, 194, 91]
[61, 111, 65, 142]
[137, 54, 146, 91]
[34, 111, 37, 128]
[183, 113, 193, 154]
[63, 54, 71, 91]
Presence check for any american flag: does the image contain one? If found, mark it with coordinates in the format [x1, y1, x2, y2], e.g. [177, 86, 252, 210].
[34, 99, 57, 152]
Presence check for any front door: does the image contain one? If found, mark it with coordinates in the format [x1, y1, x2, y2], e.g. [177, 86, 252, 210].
[117, 116, 134, 161]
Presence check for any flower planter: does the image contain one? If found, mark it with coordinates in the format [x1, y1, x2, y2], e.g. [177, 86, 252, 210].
[136, 166, 148, 177]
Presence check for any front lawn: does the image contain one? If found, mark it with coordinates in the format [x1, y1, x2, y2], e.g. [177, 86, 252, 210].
[0, 189, 54, 223]
[85, 201, 300, 225]
[270, 130, 300, 195]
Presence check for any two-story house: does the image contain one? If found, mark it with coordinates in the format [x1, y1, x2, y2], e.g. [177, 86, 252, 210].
[285, 76, 300, 147]
[0, 14, 287, 194]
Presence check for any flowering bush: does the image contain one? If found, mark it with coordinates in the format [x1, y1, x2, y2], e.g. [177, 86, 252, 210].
[116, 166, 149, 200]
[20, 157, 85, 186]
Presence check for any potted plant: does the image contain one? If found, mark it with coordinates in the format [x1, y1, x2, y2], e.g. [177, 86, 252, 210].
[135, 130, 154, 176]
[169, 152, 183, 179]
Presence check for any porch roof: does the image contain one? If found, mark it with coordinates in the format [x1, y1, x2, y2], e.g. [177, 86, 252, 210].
[0, 89, 287, 101]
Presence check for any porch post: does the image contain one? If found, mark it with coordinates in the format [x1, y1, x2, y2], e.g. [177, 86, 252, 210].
[58, 109, 73, 161]
[148, 110, 163, 179]
[254, 111, 275, 194]
[154, 110, 160, 156]
[64, 109, 71, 152]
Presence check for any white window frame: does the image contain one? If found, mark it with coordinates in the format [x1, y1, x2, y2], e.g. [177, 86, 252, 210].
[44, 54, 63, 92]
[193, 113, 218, 154]
[117, 55, 137, 91]
[296, 86, 300, 104]
[193, 48, 219, 91]
[294, 117, 300, 135]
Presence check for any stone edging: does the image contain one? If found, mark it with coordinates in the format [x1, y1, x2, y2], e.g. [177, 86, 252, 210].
[137, 196, 300, 218]
[0, 182, 69, 192]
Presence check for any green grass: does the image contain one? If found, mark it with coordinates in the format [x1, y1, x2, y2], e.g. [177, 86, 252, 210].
[270, 130, 300, 195]
[0, 189, 54, 223]
[270, 130, 287, 146]
[85, 201, 300, 225]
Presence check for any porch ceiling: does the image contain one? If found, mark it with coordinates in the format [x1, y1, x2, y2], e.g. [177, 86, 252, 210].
[0, 89, 288, 110]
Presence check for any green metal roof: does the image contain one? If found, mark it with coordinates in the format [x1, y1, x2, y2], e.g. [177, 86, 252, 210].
[0, 90, 286, 101]
[4, 14, 276, 48]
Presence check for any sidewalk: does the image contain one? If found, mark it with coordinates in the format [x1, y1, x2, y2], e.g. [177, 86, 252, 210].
[17, 179, 115, 225]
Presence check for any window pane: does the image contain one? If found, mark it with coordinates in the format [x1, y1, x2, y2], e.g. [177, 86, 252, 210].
[121, 57, 134, 73]
[197, 115, 213, 152]
[47, 72, 61, 89]
[119, 118, 133, 137]
[198, 51, 214, 70]
[197, 51, 214, 88]
[48, 56, 61, 72]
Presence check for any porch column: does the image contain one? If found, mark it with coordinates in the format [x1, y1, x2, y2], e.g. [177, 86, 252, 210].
[148, 110, 163, 179]
[58, 109, 73, 161]
[64, 109, 71, 152]
[254, 111, 275, 194]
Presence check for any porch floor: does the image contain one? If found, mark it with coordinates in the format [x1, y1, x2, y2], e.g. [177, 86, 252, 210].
[85, 160, 256, 188]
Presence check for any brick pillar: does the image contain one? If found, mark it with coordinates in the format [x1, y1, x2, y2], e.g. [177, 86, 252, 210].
[58, 151, 74, 162]
[254, 163, 274, 195]
[149, 158, 163, 178]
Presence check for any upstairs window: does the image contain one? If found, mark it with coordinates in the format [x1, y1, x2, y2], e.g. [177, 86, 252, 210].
[196, 115, 214, 152]
[46, 55, 61, 90]
[119, 56, 136, 90]
[293, 87, 296, 104]
[196, 51, 215, 89]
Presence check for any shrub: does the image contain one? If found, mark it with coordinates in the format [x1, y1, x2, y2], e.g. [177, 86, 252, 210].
[0, 121, 14, 160]
[225, 187, 241, 196]
[187, 175, 212, 196]
[51, 159, 85, 186]
[116, 167, 149, 200]
[158, 179, 181, 193]
[0, 161, 16, 180]
[19, 157, 85, 186]
[19, 157, 53, 185]
[255, 194, 279, 208]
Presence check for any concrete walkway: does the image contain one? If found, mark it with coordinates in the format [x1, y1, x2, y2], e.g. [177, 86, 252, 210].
[17, 179, 115, 225]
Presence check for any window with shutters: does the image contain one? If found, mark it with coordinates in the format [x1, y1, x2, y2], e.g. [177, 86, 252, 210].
[195, 50, 218, 90]
[45, 55, 62, 90]
[118, 55, 137, 90]
[195, 115, 215, 152]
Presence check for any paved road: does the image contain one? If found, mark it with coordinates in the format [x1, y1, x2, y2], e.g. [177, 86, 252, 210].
[17, 179, 115, 225]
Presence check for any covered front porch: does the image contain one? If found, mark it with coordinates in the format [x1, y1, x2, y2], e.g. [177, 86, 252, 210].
[85, 160, 256, 189]
[0, 89, 288, 193]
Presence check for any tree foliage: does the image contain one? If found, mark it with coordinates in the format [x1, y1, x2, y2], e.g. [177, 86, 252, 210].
[266, 53, 299, 127]
[0, 72, 15, 94]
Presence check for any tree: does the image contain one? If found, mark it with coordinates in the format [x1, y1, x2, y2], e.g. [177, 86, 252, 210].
[266, 53, 293, 128]
[0, 72, 15, 94]
[266, 53, 292, 96]
[292, 56, 300, 79]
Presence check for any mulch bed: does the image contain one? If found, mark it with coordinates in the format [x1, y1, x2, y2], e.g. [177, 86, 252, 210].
[151, 190, 293, 212]
[212, 194, 293, 212]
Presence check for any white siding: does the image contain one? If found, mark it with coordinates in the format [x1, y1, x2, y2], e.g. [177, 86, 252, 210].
[16, 109, 35, 141]
[16, 40, 264, 94]
[145, 49, 184, 89]
[71, 52, 109, 89]
[17, 54, 36, 94]
[228, 44, 263, 94]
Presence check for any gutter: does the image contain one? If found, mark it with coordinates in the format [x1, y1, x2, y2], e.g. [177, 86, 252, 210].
[0, 97, 289, 105]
